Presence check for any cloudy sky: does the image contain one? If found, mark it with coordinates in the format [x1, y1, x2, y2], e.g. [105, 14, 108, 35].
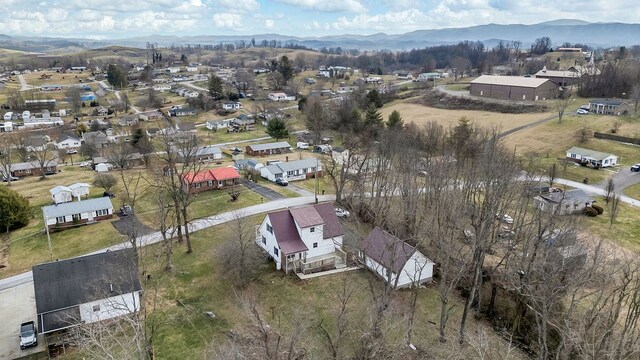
[0, 0, 638, 38]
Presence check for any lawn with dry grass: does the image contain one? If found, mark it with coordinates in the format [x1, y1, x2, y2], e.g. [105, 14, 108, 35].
[98, 216, 529, 360]
[380, 102, 554, 132]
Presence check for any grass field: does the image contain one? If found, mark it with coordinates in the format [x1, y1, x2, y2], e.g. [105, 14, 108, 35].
[585, 197, 640, 250]
[624, 183, 640, 200]
[504, 112, 640, 183]
[380, 102, 554, 133]
[74, 216, 527, 360]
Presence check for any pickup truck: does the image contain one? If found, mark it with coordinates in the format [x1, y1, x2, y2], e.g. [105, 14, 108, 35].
[20, 321, 37, 349]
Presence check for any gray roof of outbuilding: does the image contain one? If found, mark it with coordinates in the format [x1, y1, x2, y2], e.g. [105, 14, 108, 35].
[248, 141, 291, 151]
[471, 75, 551, 88]
[32, 249, 140, 331]
[42, 197, 113, 218]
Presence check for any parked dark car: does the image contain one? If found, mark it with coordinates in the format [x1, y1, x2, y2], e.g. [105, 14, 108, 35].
[103, 191, 116, 198]
[631, 164, 640, 172]
[20, 321, 37, 350]
[275, 178, 289, 186]
[120, 205, 133, 216]
[2, 176, 19, 182]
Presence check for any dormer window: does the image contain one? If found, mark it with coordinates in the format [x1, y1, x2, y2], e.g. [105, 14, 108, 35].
[267, 224, 273, 234]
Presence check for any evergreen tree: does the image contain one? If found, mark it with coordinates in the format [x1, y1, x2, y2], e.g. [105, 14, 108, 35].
[208, 74, 224, 99]
[266, 118, 289, 140]
[364, 103, 383, 128]
[106, 64, 127, 89]
[0, 186, 31, 232]
[387, 110, 404, 129]
[277, 56, 294, 85]
[366, 89, 383, 108]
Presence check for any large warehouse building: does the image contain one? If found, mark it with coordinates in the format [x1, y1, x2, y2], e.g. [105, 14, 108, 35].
[470, 75, 558, 101]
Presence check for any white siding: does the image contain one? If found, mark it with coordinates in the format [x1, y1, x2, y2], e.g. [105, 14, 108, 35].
[79, 291, 141, 324]
[256, 217, 282, 269]
[397, 252, 434, 288]
[52, 191, 73, 204]
[295, 223, 331, 258]
[362, 251, 433, 288]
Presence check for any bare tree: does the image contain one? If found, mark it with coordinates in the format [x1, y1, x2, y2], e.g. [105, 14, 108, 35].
[609, 193, 621, 229]
[604, 178, 615, 205]
[318, 279, 353, 360]
[554, 88, 572, 124]
[0, 133, 15, 184]
[304, 96, 330, 144]
[217, 211, 262, 288]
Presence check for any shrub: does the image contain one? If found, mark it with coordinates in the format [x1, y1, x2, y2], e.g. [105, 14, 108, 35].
[592, 204, 604, 215]
[582, 207, 598, 217]
[0, 186, 32, 232]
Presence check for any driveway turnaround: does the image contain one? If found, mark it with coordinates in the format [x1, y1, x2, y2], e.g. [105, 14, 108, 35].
[0, 283, 45, 359]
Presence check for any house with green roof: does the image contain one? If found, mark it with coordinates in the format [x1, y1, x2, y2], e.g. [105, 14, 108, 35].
[566, 146, 618, 168]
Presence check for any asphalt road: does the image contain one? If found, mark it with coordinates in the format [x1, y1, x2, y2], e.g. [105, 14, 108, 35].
[593, 166, 640, 193]
[0, 195, 337, 292]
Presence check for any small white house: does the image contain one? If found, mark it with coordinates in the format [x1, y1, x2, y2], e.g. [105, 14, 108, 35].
[95, 163, 112, 172]
[42, 197, 113, 230]
[365, 76, 383, 84]
[565, 146, 618, 168]
[417, 72, 441, 81]
[222, 102, 243, 111]
[69, 182, 91, 200]
[256, 202, 345, 274]
[534, 189, 595, 215]
[206, 119, 233, 131]
[359, 227, 434, 288]
[55, 134, 82, 149]
[32, 248, 141, 334]
[260, 158, 322, 182]
[152, 84, 172, 92]
[49, 185, 73, 204]
[268, 92, 295, 101]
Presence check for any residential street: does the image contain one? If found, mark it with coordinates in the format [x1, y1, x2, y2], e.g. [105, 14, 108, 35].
[0, 195, 336, 292]
[593, 166, 640, 193]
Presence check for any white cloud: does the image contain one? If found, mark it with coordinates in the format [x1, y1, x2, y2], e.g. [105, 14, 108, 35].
[217, 0, 260, 13]
[264, 19, 275, 29]
[274, 0, 366, 12]
[212, 13, 243, 30]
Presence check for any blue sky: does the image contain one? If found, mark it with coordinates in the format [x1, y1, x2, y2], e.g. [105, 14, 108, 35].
[0, 0, 638, 38]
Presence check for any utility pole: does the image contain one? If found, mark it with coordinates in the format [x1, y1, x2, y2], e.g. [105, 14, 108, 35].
[314, 156, 319, 204]
[43, 212, 52, 261]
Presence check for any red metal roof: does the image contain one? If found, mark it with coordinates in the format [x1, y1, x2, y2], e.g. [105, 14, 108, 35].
[268, 210, 308, 254]
[362, 227, 416, 273]
[183, 167, 240, 183]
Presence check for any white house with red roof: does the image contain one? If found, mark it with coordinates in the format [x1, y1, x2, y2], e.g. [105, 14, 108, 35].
[256, 202, 345, 274]
[359, 227, 433, 288]
[182, 167, 240, 194]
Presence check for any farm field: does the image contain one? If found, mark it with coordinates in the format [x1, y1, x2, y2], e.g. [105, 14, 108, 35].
[380, 101, 554, 132]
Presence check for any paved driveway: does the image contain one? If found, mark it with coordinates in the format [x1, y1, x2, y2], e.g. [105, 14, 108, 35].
[0, 283, 45, 359]
[593, 166, 640, 193]
[240, 179, 285, 200]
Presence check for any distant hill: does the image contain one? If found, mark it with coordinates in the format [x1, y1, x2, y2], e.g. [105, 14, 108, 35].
[0, 20, 638, 53]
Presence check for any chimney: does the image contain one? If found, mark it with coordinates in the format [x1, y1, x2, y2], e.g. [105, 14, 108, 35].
[286, 156, 289, 162]
[110, 283, 114, 292]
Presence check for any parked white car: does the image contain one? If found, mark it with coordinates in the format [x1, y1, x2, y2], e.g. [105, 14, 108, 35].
[496, 213, 514, 224]
[335, 208, 350, 218]
[576, 109, 589, 115]
[296, 142, 309, 149]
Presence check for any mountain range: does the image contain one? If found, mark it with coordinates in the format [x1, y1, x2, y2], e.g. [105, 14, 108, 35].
[1, 20, 638, 53]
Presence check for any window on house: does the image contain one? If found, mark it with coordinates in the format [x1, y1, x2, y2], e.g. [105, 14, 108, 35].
[195, 182, 201, 188]
[72, 214, 81, 221]
[208, 180, 213, 187]
[274, 247, 279, 256]
[313, 242, 318, 248]
[218, 180, 224, 186]
[267, 224, 273, 234]
[262, 236, 266, 245]
[310, 227, 315, 233]
[56, 216, 65, 223]
[92, 304, 100, 312]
